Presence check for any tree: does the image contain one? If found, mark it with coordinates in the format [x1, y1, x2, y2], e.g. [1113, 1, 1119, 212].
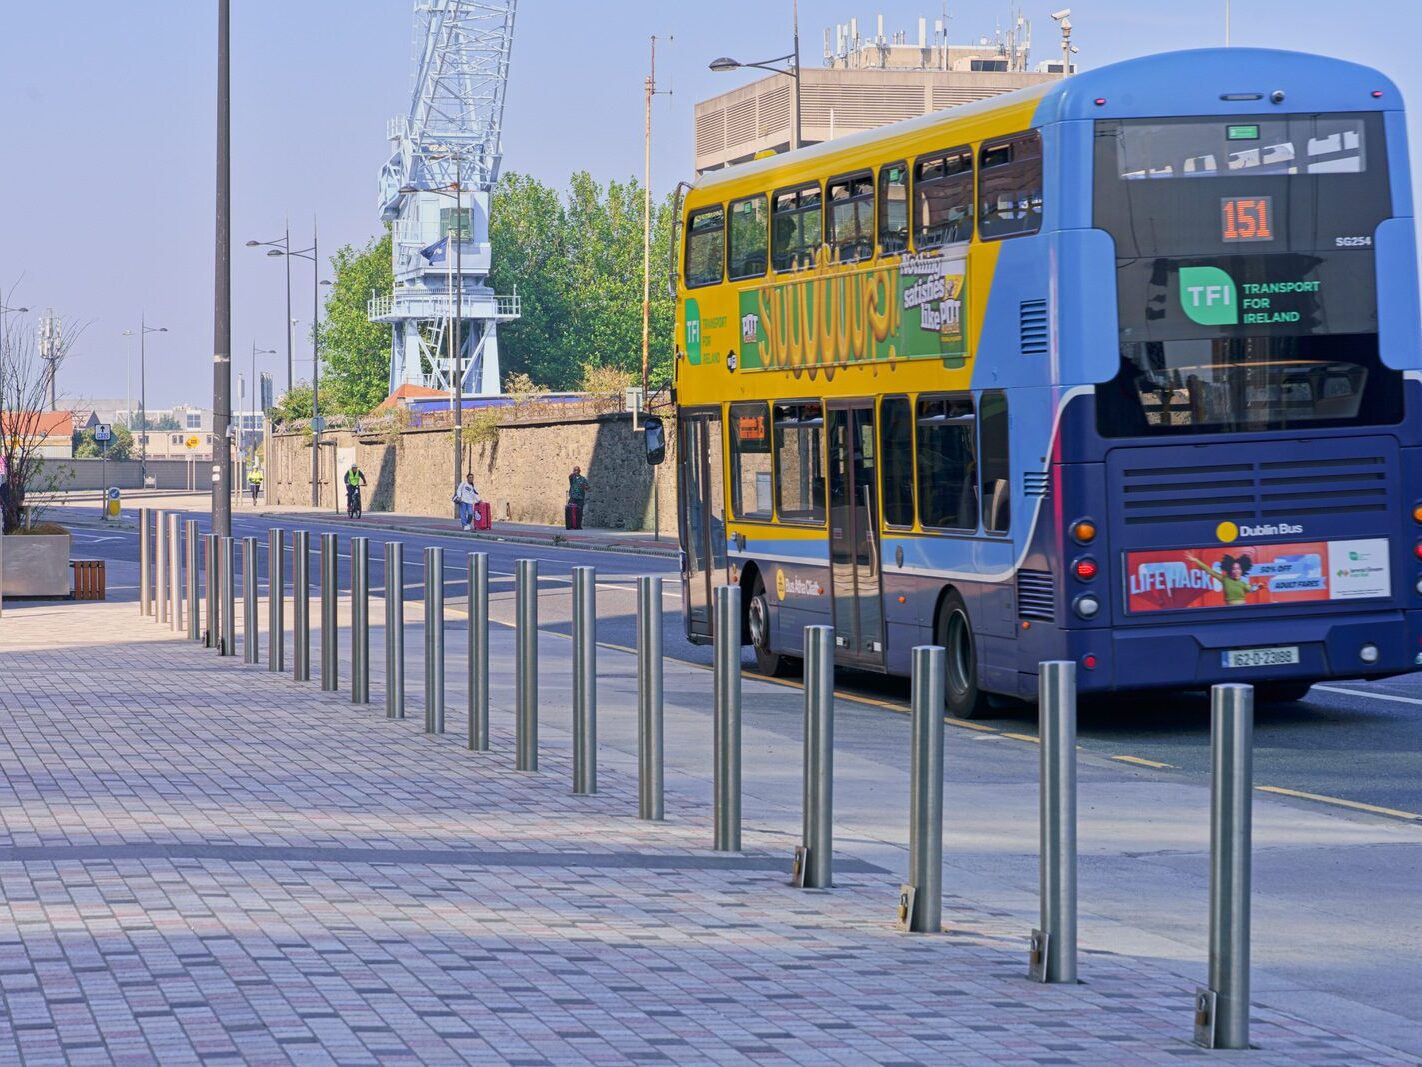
[316, 229, 394, 416]
[270, 383, 314, 425]
[74, 423, 133, 460]
[489, 173, 575, 388]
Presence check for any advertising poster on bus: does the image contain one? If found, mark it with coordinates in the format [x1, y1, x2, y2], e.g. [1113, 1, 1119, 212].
[735, 249, 968, 376]
[1126, 538, 1391, 613]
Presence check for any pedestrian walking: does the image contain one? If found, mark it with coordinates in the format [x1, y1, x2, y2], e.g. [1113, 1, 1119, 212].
[247, 465, 263, 505]
[453, 472, 480, 531]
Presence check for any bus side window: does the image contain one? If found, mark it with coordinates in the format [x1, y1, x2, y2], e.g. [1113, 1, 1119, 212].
[979, 391, 1011, 532]
[685, 205, 725, 288]
[914, 147, 973, 249]
[727, 195, 768, 280]
[729, 401, 773, 519]
[916, 395, 977, 531]
[979, 132, 1043, 240]
[877, 162, 909, 255]
[879, 396, 914, 526]
[827, 171, 874, 263]
[772, 184, 822, 272]
[774, 400, 825, 523]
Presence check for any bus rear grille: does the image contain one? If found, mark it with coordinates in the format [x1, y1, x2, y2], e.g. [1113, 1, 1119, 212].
[1119, 454, 1388, 525]
[1019, 300, 1048, 356]
[1023, 471, 1050, 498]
[1017, 569, 1055, 622]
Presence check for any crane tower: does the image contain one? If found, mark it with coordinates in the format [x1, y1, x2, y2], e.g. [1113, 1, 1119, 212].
[369, 0, 520, 397]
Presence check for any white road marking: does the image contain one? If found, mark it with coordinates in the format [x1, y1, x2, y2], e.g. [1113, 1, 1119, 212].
[1312, 684, 1422, 707]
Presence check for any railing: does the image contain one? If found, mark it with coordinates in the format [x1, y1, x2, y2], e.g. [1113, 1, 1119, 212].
[367, 290, 520, 322]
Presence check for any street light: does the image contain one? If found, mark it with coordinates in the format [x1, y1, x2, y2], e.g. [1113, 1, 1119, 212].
[249, 222, 322, 507]
[400, 169, 469, 492]
[133, 316, 167, 484]
[709, 1, 803, 150]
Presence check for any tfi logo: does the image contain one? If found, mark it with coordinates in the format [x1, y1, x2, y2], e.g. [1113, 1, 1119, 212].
[1180, 266, 1238, 326]
[684, 299, 703, 364]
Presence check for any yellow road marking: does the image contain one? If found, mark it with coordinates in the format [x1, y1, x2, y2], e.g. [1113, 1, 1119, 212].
[1111, 754, 1174, 769]
[947, 718, 998, 733]
[1001, 731, 1040, 744]
[1256, 785, 1422, 822]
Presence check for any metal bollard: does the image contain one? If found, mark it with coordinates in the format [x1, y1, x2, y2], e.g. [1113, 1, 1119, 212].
[467, 552, 489, 749]
[385, 541, 405, 718]
[320, 533, 338, 691]
[242, 537, 259, 663]
[204, 534, 218, 648]
[795, 625, 834, 889]
[423, 546, 445, 733]
[713, 584, 742, 852]
[155, 510, 168, 624]
[267, 529, 285, 672]
[515, 559, 538, 771]
[637, 576, 664, 820]
[572, 566, 598, 794]
[168, 514, 183, 632]
[292, 530, 310, 681]
[1031, 661, 1078, 983]
[901, 645, 945, 933]
[185, 519, 200, 642]
[351, 537, 370, 703]
[1194, 684, 1254, 1050]
[139, 507, 152, 617]
[220, 536, 236, 656]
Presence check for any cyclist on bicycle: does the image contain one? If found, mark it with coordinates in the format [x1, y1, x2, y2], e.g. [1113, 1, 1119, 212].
[345, 463, 367, 518]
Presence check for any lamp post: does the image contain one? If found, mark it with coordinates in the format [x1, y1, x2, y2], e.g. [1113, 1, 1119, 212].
[248, 222, 322, 507]
[135, 316, 168, 485]
[400, 168, 467, 492]
[710, 0, 803, 151]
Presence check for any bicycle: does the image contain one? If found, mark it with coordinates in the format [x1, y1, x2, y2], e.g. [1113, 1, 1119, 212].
[346, 486, 362, 520]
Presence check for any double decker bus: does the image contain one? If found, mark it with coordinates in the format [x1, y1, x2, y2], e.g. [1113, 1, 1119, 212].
[668, 48, 1421, 717]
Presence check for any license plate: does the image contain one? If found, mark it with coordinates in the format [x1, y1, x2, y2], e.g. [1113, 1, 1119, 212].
[1221, 646, 1300, 668]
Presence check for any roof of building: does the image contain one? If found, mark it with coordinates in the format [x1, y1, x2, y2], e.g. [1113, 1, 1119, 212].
[378, 384, 450, 410]
[2, 411, 75, 439]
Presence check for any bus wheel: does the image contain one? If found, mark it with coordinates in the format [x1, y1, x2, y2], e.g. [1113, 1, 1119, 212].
[749, 577, 797, 677]
[938, 592, 991, 719]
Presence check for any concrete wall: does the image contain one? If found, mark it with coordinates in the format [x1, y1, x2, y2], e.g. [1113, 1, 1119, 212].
[266, 412, 677, 533]
[45, 458, 204, 491]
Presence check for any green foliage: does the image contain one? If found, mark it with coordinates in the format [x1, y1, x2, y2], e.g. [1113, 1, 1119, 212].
[73, 423, 133, 460]
[490, 171, 676, 391]
[271, 383, 314, 425]
[316, 229, 394, 416]
[461, 408, 502, 446]
[124, 413, 180, 431]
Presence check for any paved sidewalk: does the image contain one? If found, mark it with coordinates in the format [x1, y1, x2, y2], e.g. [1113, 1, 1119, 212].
[0, 600, 1415, 1065]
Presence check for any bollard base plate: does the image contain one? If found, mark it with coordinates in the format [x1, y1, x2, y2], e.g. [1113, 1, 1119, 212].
[1192, 987, 1217, 1048]
[895, 884, 917, 931]
[791, 846, 808, 888]
[1028, 929, 1051, 983]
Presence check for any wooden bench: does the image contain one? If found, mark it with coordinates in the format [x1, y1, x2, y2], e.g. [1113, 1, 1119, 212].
[71, 559, 106, 600]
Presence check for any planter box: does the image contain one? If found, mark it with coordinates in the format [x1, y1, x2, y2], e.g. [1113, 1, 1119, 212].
[0, 532, 72, 597]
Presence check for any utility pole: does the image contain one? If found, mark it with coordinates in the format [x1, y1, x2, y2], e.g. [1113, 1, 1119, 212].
[641, 38, 658, 404]
[311, 219, 321, 508]
[454, 167, 464, 489]
[213, 0, 233, 538]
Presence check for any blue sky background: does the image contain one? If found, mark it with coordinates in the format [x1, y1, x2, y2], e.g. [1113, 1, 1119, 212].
[0, 0, 1417, 407]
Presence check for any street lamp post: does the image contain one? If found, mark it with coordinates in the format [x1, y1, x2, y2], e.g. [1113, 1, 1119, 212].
[710, 0, 803, 150]
[249, 222, 322, 507]
[136, 315, 168, 485]
[399, 171, 467, 492]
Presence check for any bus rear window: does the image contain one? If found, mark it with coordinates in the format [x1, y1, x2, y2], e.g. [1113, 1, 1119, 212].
[1112, 116, 1368, 179]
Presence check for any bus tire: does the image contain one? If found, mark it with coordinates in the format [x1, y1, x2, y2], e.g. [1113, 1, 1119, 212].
[938, 591, 991, 719]
[749, 576, 797, 677]
[1255, 681, 1312, 704]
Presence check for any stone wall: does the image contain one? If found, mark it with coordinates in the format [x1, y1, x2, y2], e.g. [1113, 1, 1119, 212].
[266, 412, 677, 534]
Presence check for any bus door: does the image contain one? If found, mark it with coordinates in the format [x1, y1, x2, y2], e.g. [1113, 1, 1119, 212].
[826, 401, 885, 667]
[678, 409, 726, 641]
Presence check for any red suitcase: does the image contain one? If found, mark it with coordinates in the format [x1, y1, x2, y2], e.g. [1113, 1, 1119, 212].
[472, 501, 491, 531]
[565, 502, 582, 530]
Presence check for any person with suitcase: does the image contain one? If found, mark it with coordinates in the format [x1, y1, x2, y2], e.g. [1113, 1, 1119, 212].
[566, 465, 590, 530]
[453, 472, 480, 531]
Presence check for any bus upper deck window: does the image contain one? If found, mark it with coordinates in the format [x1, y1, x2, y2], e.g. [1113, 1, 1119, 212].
[979, 132, 1043, 240]
[685, 206, 725, 288]
[772, 184, 822, 272]
[878, 163, 908, 255]
[915, 147, 973, 249]
[828, 172, 875, 264]
[727, 195, 768, 280]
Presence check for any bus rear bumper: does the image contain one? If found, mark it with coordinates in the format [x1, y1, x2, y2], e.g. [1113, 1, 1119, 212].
[1061, 609, 1422, 695]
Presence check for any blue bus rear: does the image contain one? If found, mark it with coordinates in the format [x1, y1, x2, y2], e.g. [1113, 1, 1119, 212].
[1015, 49, 1422, 699]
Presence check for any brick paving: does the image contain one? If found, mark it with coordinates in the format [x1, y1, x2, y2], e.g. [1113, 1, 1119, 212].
[0, 600, 1412, 1065]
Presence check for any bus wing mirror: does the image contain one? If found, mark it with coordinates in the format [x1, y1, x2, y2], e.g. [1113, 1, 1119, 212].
[644, 415, 666, 465]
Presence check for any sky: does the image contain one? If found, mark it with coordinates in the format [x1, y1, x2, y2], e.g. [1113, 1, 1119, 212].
[0, 0, 1418, 409]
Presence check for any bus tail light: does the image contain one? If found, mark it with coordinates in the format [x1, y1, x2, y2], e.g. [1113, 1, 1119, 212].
[1073, 593, 1100, 619]
[1413, 542, 1422, 561]
[1071, 519, 1097, 544]
[1082, 653, 1099, 669]
[1073, 558, 1098, 581]
[1412, 503, 1422, 524]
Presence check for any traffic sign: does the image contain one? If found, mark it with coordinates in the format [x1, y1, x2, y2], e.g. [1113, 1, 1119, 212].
[95, 423, 112, 443]
[184, 435, 200, 450]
